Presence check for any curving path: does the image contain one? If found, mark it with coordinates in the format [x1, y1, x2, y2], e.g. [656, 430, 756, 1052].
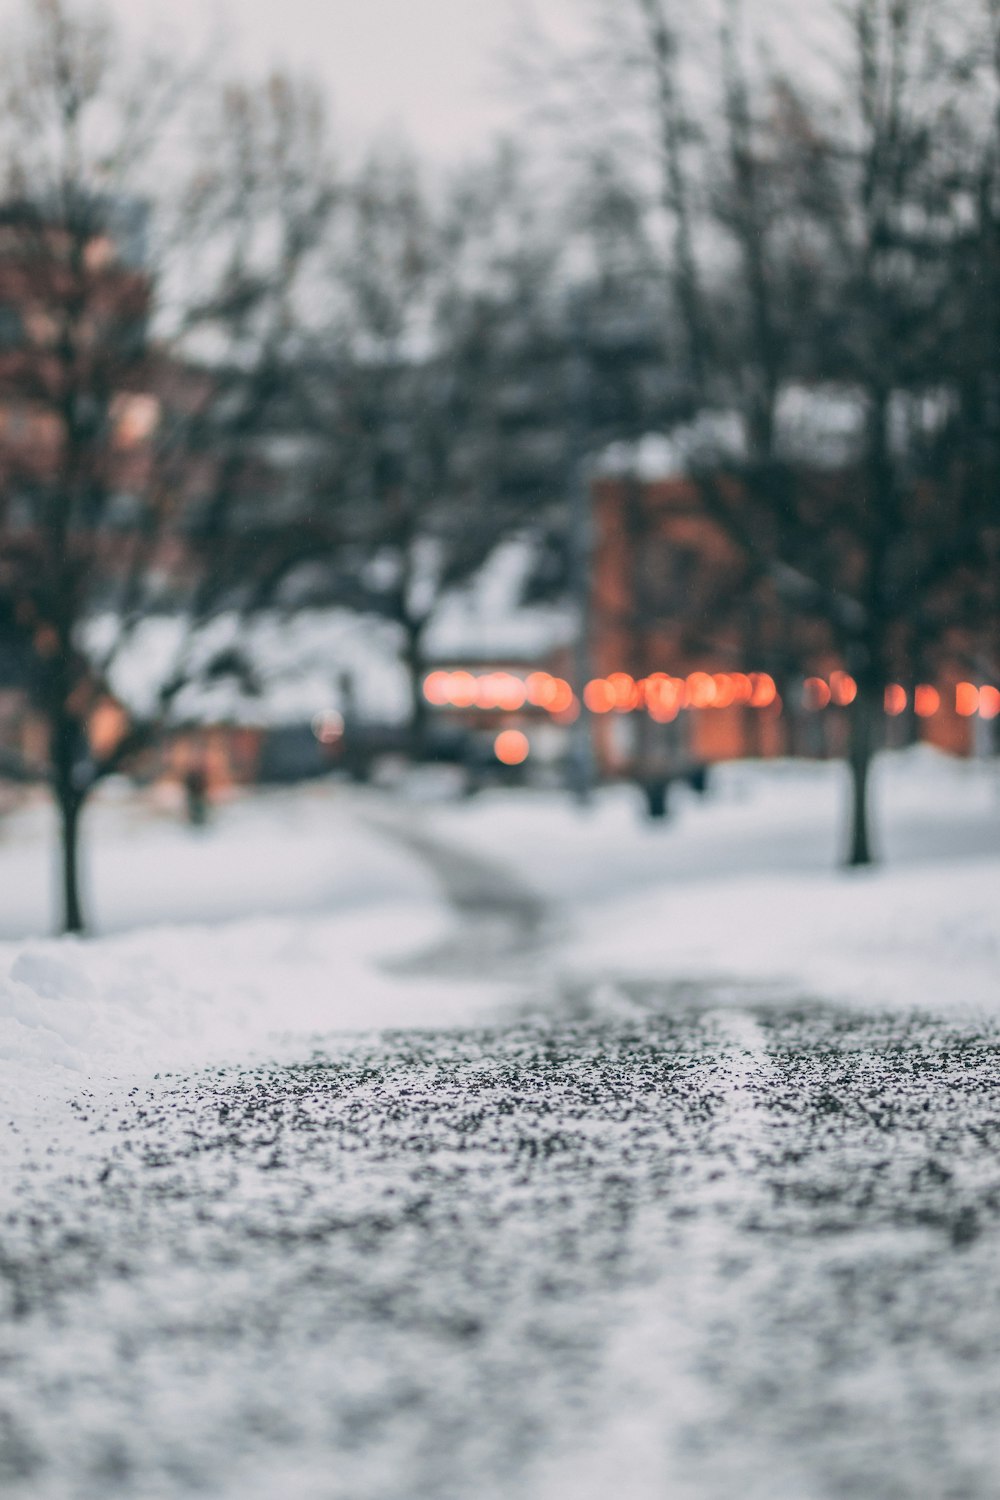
[2, 815, 999, 1499]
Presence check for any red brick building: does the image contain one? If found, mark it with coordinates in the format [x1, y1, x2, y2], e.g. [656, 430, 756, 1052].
[587, 473, 994, 775]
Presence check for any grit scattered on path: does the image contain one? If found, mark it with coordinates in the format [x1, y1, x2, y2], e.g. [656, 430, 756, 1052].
[3, 992, 999, 1500]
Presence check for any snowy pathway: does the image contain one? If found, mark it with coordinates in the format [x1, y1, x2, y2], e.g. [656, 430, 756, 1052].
[2, 754, 999, 1498]
[3, 995, 1000, 1500]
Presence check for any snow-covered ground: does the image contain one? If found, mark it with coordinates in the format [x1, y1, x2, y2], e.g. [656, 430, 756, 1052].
[0, 783, 502, 1147]
[2, 748, 999, 1500]
[1, 747, 997, 1104]
[430, 747, 1000, 1015]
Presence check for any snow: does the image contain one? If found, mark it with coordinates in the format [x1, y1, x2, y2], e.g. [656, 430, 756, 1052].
[87, 608, 414, 726]
[422, 535, 576, 662]
[428, 747, 1000, 1015]
[598, 383, 953, 480]
[85, 538, 576, 732]
[1, 745, 998, 1500]
[0, 786, 506, 1170]
[1, 746, 997, 1134]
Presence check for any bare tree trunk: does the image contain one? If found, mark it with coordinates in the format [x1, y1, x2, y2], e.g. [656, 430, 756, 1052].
[402, 617, 429, 760]
[636, 0, 711, 397]
[719, 0, 780, 461]
[56, 787, 85, 935]
[50, 699, 90, 934]
[621, 467, 669, 818]
[845, 685, 878, 867]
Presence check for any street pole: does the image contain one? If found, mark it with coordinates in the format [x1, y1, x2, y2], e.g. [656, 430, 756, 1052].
[566, 292, 596, 806]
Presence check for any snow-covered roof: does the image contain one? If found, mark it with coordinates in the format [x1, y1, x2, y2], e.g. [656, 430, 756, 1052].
[599, 410, 746, 480]
[599, 384, 879, 478]
[86, 537, 576, 730]
[423, 536, 576, 664]
[88, 609, 412, 728]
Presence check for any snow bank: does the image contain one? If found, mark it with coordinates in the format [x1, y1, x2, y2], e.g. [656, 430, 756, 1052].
[432, 747, 1000, 898]
[0, 782, 436, 940]
[1, 748, 996, 1142]
[0, 789, 506, 1146]
[0, 902, 483, 1077]
[565, 858, 1000, 1016]
[431, 747, 1000, 1016]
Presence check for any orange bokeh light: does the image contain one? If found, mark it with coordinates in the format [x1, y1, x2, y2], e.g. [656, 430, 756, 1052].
[955, 682, 979, 717]
[447, 671, 478, 708]
[525, 672, 574, 714]
[729, 673, 753, 704]
[884, 684, 907, 716]
[423, 671, 452, 706]
[644, 673, 684, 720]
[686, 671, 717, 709]
[494, 729, 530, 766]
[607, 672, 641, 711]
[476, 672, 526, 711]
[584, 678, 616, 714]
[88, 699, 128, 757]
[749, 673, 777, 708]
[979, 685, 1000, 720]
[547, 679, 575, 714]
[802, 677, 832, 710]
[829, 670, 858, 706]
[499, 676, 527, 710]
[913, 684, 940, 719]
[712, 674, 736, 709]
[525, 672, 554, 707]
[474, 675, 499, 709]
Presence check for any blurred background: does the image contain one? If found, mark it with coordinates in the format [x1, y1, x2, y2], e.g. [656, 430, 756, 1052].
[0, 0, 997, 934]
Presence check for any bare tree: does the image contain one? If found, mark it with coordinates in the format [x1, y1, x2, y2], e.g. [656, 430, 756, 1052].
[699, 0, 996, 863]
[542, 0, 999, 862]
[308, 143, 573, 755]
[0, 0, 337, 930]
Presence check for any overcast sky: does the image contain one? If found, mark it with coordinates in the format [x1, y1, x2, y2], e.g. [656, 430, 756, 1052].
[0, 0, 842, 166]
[50, 0, 590, 162]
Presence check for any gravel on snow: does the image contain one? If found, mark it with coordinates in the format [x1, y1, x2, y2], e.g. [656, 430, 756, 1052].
[2, 990, 999, 1500]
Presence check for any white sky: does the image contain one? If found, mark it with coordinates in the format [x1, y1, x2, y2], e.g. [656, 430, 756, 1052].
[62, 0, 590, 162]
[0, 0, 846, 166]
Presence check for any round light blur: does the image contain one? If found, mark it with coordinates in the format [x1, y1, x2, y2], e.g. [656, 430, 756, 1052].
[686, 672, 717, 709]
[547, 679, 575, 715]
[312, 709, 345, 744]
[494, 729, 530, 766]
[829, 670, 858, 706]
[422, 671, 452, 706]
[448, 671, 478, 708]
[802, 677, 832, 710]
[607, 672, 640, 711]
[914, 684, 940, 719]
[748, 673, 777, 708]
[584, 679, 616, 714]
[525, 672, 555, 707]
[644, 673, 683, 718]
[712, 674, 736, 709]
[955, 682, 980, 717]
[495, 673, 527, 711]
